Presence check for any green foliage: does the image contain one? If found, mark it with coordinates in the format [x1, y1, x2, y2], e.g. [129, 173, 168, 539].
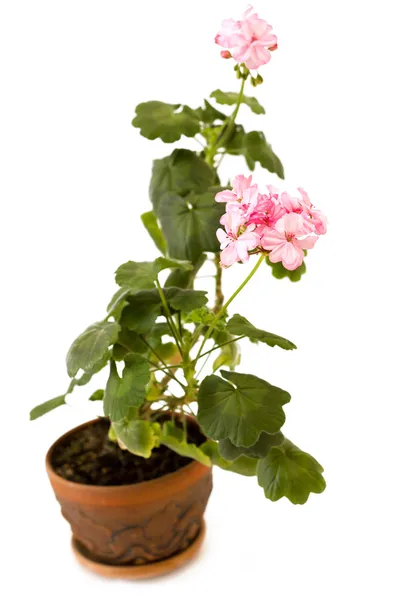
[152, 257, 193, 277]
[219, 431, 284, 460]
[211, 329, 241, 371]
[113, 419, 161, 458]
[225, 126, 284, 178]
[257, 439, 326, 504]
[66, 321, 120, 378]
[106, 288, 131, 320]
[115, 261, 155, 290]
[196, 99, 227, 123]
[226, 314, 296, 350]
[30, 395, 66, 420]
[165, 253, 206, 289]
[160, 422, 211, 466]
[103, 358, 149, 421]
[149, 149, 216, 213]
[210, 89, 265, 115]
[140, 211, 167, 255]
[245, 131, 284, 178]
[158, 190, 225, 261]
[198, 370, 290, 447]
[266, 255, 307, 281]
[132, 101, 200, 143]
[120, 287, 208, 333]
[201, 440, 258, 476]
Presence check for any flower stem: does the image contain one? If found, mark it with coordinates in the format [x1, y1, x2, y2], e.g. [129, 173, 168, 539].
[155, 278, 183, 354]
[194, 254, 265, 361]
[205, 76, 246, 166]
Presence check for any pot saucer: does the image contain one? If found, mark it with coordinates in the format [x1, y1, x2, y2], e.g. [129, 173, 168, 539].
[71, 519, 206, 579]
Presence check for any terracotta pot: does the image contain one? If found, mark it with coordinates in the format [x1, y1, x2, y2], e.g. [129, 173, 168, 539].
[46, 419, 213, 578]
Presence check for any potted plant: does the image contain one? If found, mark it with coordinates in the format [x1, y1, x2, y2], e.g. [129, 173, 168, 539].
[31, 6, 327, 579]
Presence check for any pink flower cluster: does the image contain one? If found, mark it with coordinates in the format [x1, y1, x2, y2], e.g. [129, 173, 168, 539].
[216, 176, 327, 270]
[215, 6, 277, 70]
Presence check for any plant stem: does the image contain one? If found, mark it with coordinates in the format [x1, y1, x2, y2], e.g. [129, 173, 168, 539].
[194, 254, 265, 361]
[155, 278, 183, 354]
[213, 255, 224, 314]
[146, 358, 187, 392]
[195, 335, 246, 362]
[205, 76, 246, 166]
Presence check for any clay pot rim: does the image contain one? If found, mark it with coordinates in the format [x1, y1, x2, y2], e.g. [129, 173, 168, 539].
[46, 417, 208, 495]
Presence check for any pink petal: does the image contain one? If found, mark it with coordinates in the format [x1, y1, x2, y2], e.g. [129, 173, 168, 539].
[216, 228, 231, 249]
[295, 235, 318, 250]
[220, 244, 238, 268]
[215, 190, 237, 203]
[260, 227, 286, 250]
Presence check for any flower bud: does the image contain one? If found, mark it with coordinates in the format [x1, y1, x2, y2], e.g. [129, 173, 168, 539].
[220, 50, 232, 59]
[270, 43, 278, 52]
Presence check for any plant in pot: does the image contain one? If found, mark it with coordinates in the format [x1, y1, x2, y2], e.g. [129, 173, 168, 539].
[31, 6, 327, 579]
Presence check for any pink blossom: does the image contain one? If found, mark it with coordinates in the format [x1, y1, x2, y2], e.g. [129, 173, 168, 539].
[260, 213, 317, 270]
[247, 192, 285, 227]
[215, 7, 278, 70]
[217, 211, 260, 268]
[298, 188, 328, 235]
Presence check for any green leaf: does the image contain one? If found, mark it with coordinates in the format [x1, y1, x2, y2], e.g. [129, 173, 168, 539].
[120, 292, 162, 333]
[152, 257, 193, 277]
[245, 131, 284, 179]
[132, 101, 200, 143]
[210, 89, 265, 115]
[213, 339, 241, 372]
[103, 357, 150, 421]
[113, 419, 161, 458]
[198, 370, 290, 447]
[89, 389, 104, 401]
[158, 190, 225, 262]
[257, 439, 326, 504]
[120, 287, 207, 333]
[115, 261, 155, 290]
[149, 149, 216, 214]
[66, 321, 120, 378]
[201, 440, 258, 476]
[196, 99, 227, 123]
[166, 288, 208, 312]
[224, 125, 256, 170]
[266, 255, 307, 282]
[106, 287, 131, 320]
[141, 211, 167, 255]
[165, 253, 206, 289]
[160, 422, 211, 466]
[30, 395, 66, 421]
[219, 431, 284, 460]
[227, 314, 296, 350]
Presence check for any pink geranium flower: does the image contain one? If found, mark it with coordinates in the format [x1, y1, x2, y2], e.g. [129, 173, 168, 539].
[215, 7, 278, 70]
[260, 213, 317, 270]
[217, 211, 260, 268]
[298, 188, 328, 235]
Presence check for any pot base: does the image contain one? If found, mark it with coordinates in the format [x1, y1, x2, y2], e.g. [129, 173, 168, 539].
[71, 519, 206, 579]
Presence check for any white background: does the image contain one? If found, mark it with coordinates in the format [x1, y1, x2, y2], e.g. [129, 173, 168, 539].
[1, 0, 399, 598]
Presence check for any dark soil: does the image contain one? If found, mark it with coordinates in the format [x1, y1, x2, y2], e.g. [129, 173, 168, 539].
[51, 417, 205, 486]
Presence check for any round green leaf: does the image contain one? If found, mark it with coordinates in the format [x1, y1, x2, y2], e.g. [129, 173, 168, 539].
[158, 190, 225, 262]
[219, 431, 285, 460]
[149, 149, 215, 213]
[257, 438, 326, 504]
[132, 101, 200, 143]
[198, 371, 290, 447]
